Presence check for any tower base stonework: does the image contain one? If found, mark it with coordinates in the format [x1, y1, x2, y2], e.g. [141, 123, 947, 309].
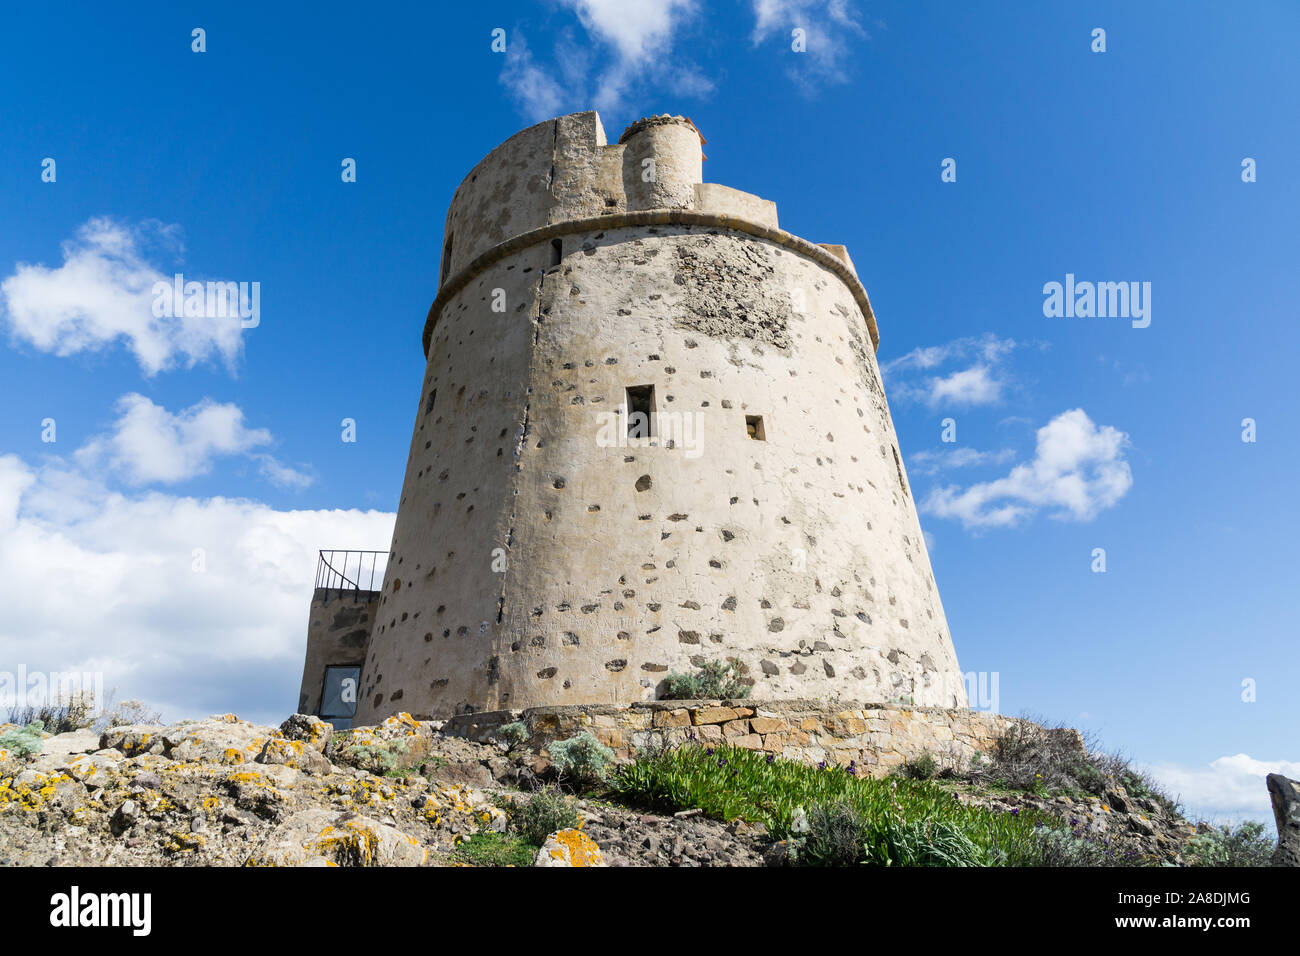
[437, 699, 1035, 777]
[303, 111, 966, 724]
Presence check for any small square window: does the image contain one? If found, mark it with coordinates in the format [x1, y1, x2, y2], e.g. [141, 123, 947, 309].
[746, 415, 766, 441]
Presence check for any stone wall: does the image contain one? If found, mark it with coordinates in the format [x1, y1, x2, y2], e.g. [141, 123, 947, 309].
[297, 589, 379, 717]
[441, 700, 1042, 776]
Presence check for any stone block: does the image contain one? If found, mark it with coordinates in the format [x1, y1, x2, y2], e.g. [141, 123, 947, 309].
[652, 709, 691, 729]
[750, 716, 788, 735]
[692, 706, 738, 725]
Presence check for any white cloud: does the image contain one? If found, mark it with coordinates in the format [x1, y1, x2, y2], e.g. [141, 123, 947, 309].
[923, 408, 1133, 529]
[0, 453, 393, 725]
[751, 0, 867, 93]
[1146, 754, 1300, 825]
[565, 0, 696, 64]
[498, 33, 567, 121]
[500, 1, 707, 120]
[927, 365, 1002, 407]
[73, 393, 311, 489]
[882, 334, 1019, 409]
[908, 446, 1016, 477]
[0, 218, 243, 376]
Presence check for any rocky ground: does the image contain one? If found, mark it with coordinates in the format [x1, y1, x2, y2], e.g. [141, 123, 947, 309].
[0, 712, 1249, 867]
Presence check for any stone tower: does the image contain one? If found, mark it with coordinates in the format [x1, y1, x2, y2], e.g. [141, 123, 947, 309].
[350, 111, 966, 723]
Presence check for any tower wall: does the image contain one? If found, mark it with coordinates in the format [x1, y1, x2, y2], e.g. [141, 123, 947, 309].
[352, 113, 965, 723]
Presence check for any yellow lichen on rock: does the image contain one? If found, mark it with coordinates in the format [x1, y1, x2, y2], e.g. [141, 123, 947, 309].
[535, 828, 606, 867]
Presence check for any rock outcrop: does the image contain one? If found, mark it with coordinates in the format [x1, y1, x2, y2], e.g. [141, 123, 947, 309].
[0, 709, 1251, 868]
[1267, 773, 1300, 867]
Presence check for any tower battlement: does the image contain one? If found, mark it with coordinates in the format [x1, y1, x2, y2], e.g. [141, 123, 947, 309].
[302, 111, 965, 724]
[437, 112, 777, 288]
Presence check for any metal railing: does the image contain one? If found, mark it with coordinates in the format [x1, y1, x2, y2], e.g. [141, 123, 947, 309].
[315, 550, 387, 594]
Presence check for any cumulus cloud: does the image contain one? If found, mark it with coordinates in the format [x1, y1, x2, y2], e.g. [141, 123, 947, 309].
[0, 218, 244, 376]
[922, 409, 1133, 529]
[882, 334, 1019, 409]
[500, 0, 707, 120]
[73, 394, 311, 489]
[1146, 754, 1300, 825]
[0, 453, 393, 724]
[751, 0, 867, 93]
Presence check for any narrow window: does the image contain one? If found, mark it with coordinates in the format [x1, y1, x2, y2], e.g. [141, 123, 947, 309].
[746, 415, 766, 441]
[549, 238, 563, 267]
[424, 388, 437, 415]
[626, 385, 655, 439]
[439, 233, 454, 286]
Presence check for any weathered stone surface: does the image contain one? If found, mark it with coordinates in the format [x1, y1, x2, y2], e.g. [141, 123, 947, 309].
[248, 809, 427, 867]
[1267, 773, 1300, 867]
[256, 737, 331, 775]
[37, 729, 101, 760]
[279, 714, 333, 752]
[692, 706, 738, 725]
[534, 828, 606, 867]
[652, 709, 691, 729]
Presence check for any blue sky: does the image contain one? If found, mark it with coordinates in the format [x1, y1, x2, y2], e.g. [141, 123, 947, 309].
[0, 0, 1295, 822]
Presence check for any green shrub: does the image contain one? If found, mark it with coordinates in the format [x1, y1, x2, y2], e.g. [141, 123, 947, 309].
[1185, 820, 1274, 867]
[975, 721, 1180, 816]
[899, 752, 939, 780]
[1032, 825, 1116, 866]
[866, 817, 992, 866]
[6, 693, 95, 736]
[508, 786, 581, 846]
[451, 831, 536, 867]
[803, 802, 868, 866]
[549, 732, 615, 784]
[496, 721, 530, 751]
[660, 658, 753, 700]
[611, 742, 1052, 866]
[95, 697, 163, 732]
[0, 720, 45, 757]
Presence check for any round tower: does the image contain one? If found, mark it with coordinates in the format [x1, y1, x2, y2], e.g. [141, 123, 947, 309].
[352, 111, 966, 723]
[619, 114, 703, 211]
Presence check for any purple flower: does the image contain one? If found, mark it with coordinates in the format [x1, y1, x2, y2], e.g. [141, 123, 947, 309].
[1070, 817, 1079, 827]
[1009, 807, 1020, 816]
[718, 758, 727, 767]
[706, 748, 714, 756]
[765, 754, 775, 764]
[818, 760, 827, 770]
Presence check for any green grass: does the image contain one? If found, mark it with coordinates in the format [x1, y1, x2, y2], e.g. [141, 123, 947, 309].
[610, 743, 1059, 866]
[450, 831, 538, 867]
